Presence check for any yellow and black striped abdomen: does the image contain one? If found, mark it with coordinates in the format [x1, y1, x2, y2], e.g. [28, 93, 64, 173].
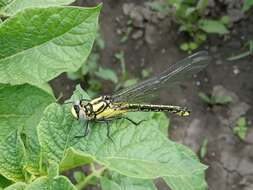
[122, 103, 190, 116]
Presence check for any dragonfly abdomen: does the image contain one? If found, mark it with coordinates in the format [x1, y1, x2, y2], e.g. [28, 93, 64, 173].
[124, 104, 190, 116]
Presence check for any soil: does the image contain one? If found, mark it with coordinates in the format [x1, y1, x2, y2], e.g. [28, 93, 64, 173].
[50, 0, 253, 189]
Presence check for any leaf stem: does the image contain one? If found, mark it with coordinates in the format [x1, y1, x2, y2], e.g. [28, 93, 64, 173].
[75, 165, 106, 190]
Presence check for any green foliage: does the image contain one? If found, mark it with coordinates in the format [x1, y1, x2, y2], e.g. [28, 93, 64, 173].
[233, 117, 248, 140]
[37, 85, 207, 190]
[0, 2, 207, 189]
[0, 0, 75, 16]
[199, 138, 208, 159]
[100, 173, 157, 190]
[0, 5, 101, 86]
[198, 92, 232, 106]
[198, 19, 229, 34]
[227, 40, 253, 61]
[165, 0, 229, 52]
[141, 68, 153, 78]
[242, 0, 253, 12]
[95, 67, 118, 83]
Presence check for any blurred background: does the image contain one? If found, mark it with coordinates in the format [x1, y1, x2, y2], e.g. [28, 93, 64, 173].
[50, 1, 253, 190]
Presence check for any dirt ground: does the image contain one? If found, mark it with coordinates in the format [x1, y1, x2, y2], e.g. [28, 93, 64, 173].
[51, 0, 253, 190]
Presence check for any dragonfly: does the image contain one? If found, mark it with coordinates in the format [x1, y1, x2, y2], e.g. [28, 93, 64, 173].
[70, 51, 211, 139]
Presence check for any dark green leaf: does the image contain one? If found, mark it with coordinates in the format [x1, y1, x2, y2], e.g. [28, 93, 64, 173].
[0, 174, 12, 188]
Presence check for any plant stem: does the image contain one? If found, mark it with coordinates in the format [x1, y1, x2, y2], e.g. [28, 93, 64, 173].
[75, 165, 106, 190]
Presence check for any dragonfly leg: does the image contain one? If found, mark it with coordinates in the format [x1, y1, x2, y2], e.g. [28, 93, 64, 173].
[105, 121, 114, 143]
[75, 121, 90, 138]
[96, 118, 114, 142]
[120, 116, 146, 126]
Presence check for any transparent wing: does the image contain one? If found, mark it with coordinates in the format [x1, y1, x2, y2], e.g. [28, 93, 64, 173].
[111, 51, 211, 103]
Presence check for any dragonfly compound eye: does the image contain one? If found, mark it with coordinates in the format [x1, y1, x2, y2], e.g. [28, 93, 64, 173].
[71, 105, 80, 119]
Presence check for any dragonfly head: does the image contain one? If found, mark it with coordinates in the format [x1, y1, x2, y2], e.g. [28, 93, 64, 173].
[71, 101, 87, 120]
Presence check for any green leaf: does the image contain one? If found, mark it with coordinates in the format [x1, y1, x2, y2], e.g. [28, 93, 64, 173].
[0, 174, 12, 188]
[199, 19, 229, 34]
[180, 43, 189, 52]
[141, 68, 152, 78]
[2, 0, 75, 16]
[4, 182, 26, 190]
[0, 5, 101, 86]
[199, 138, 208, 159]
[25, 176, 76, 190]
[0, 84, 55, 175]
[100, 177, 121, 190]
[197, 0, 208, 13]
[189, 42, 198, 50]
[101, 173, 157, 190]
[123, 78, 138, 88]
[73, 171, 85, 184]
[48, 162, 59, 180]
[233, 117, 248, 140]
[220, 16, 230, 25]
[0, 0, 13, 9]
[164, 143, 208, 190]
[38, 86, 207, 189]
[213, 95, 232, 105]
[95, 67, 118, 83]
[198, 92, 212, 104]
[242, 0, 253, 12]
[0, 131, 26, 181]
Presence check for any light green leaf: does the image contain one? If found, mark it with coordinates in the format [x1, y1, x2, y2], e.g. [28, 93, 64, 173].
[38, 86, 207, 189]
[220, 16, 230, 25]
[0, 131, 26, 182]
[100, 177, 121, 190]
[2, 0, 75, 16]
[199, 138, 208, 159]
[0, 84, 55, 175]
[0, 5, 101, 86]
[164, 143, 208, 190]
[95, 67, 118, 83]
[180, 43, 189, 52]
[199, 19, 229, 34]
[198, 92, 212, 104]
[25, 176, 76, 190]
[73, 171, 85, 184]
[233, 117, 248, 140]
[213, 95, 232, 105]
[242, 0, 253, 12]
[4, 182, 26, 190]
[101, 173, 157, 190]
[123, 78, 138, 88]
